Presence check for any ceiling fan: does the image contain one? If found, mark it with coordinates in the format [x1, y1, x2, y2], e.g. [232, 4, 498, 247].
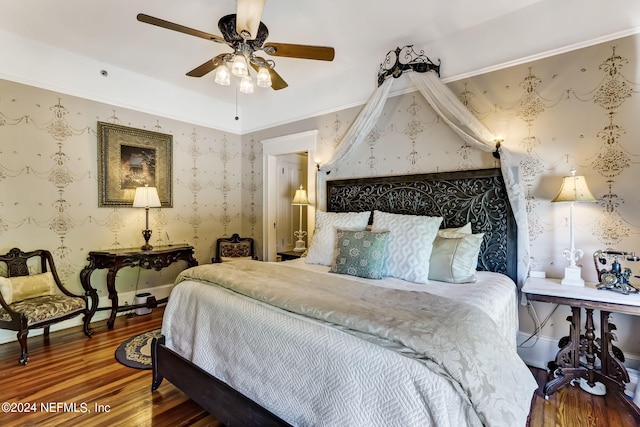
[137, 0, 335, 92]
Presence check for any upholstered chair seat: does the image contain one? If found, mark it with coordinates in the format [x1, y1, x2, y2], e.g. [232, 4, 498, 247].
[0, 294, 86, 325]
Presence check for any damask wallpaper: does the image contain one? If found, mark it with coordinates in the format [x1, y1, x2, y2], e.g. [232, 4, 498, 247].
[245, 33, 640, 361]
[0, 29, 638, 361]
[0, 80, 243, 312]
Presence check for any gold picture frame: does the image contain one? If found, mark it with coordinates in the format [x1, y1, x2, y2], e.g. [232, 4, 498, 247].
[97, 122, 173, 207]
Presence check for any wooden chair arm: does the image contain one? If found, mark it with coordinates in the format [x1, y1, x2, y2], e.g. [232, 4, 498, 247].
[0, 289, 23, 323]
[42, 251, 85, 299]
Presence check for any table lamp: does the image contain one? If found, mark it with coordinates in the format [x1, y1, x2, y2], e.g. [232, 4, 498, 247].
[551, 169, 597, 286]
[291, 185, 309, 252]
[133, 185, 162, 251]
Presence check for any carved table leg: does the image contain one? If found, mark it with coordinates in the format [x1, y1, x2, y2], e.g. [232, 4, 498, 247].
[544, 306, 585, 397]
[596, 311, 640, 421]
[79, 265, 99, 329]
[583, 308, 597, 387]
[106, 267, 119, 329]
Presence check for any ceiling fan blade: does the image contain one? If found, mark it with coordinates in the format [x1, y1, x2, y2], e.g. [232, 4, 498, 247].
[186, 55, 226, 77]
[235, 0, 265, 40]
[250, 60, 288, 90]
[263, 43, 335, 61]
[137, 13, 225, 43]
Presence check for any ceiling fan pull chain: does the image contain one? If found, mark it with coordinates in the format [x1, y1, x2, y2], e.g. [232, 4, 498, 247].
[235, 86, 239, 121]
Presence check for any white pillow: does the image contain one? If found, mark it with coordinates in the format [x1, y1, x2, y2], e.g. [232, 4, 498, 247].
[371, 210, 443, 284]
[439, 222, 472, 235]
[305, 211, 370, 266]
[429, 231, 484, 283]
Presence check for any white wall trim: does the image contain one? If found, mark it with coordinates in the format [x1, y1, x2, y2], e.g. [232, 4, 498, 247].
[261, 130, 318, 261]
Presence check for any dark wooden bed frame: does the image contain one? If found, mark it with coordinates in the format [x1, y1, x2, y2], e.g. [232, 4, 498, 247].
[151, 167, 517, 425]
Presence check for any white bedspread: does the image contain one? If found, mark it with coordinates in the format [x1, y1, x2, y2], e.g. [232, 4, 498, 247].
[162, 260, 536, 427]
[281, 258, 519, 347]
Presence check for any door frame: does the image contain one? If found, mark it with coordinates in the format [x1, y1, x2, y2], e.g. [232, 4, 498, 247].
[261, 130, 318, 261]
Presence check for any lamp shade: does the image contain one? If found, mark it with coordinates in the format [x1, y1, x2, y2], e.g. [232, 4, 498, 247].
[551, 170, 597, 203]
[256, 66, 272, 88]
[132, 186, 161, 208]
[239, 75, 254, 94]
[214, 63, 231, 86]
[232, 55, 249, 77]
[291, 186, 309, 205]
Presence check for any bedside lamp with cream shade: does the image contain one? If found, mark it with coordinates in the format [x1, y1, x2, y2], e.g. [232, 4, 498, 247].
[551, 169, 597, 286]
[133, 185, 162, 251]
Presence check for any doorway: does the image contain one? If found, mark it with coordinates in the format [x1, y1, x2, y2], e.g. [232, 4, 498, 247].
[276, 152, 308, 252]
[262, 130, 318, 261]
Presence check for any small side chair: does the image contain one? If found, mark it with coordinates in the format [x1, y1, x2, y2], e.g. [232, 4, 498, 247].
[0, 248, 92, 365]
[212, 234, 258, 263]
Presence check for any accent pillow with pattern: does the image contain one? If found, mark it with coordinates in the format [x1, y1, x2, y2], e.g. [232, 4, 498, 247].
[330, 229, 390, 279]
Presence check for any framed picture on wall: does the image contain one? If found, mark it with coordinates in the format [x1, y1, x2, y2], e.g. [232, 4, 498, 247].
[97, 122, 173, 207]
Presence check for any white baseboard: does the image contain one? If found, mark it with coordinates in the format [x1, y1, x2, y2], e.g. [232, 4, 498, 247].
[516, 330, 640, 372]
[0, 283, 174, 346]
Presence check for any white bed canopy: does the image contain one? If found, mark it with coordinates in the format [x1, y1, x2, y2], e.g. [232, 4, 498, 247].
[318, 46, 530, 287]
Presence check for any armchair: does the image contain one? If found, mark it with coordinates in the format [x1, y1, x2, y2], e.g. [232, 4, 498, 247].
[0, 248, 92, 365]
[212, 234, 257, 263]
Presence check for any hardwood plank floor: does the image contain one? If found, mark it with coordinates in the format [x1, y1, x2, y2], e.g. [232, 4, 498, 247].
[0, 308, 220, 427]
[0, 308, 637, 426]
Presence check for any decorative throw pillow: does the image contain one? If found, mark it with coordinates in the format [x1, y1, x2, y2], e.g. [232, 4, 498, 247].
[371, 210, 443, 284]
[429, 231, 485, 283]
[305, 211, 370, 266]
[0, 271, 57, 304]
[330, 229, 390, 279]
[439, 222, 472, 235]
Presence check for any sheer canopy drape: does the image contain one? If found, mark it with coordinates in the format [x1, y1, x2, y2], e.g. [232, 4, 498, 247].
[319, 70, 530, 288]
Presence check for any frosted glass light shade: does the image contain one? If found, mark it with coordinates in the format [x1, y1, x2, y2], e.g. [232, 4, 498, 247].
[132, 186, 161, 208]
[256, 66, 272, 88]
[214, 63, 231, 85]
[239, 76, 254, 94]
[232, 55, 248, 77]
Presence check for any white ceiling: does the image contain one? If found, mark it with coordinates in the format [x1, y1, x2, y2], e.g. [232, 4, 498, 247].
[0, 0, 638, 134]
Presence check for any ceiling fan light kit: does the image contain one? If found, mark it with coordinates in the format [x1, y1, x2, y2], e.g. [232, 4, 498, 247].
[136, 0, 335, 94]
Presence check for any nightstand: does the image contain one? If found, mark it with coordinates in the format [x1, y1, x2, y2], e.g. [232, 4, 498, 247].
[277, 251, 303, 261]
[523, 277, 640, 422]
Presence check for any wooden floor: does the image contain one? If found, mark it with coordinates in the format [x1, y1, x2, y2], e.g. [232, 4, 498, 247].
[0, 308, 638, 427]
[0, 308, 221, 427]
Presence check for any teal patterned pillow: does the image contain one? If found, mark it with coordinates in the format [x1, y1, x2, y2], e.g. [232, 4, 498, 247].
[330, 229, 390, 279]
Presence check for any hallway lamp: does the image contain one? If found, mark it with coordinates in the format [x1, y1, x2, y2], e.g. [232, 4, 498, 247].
[133, 185, 162, 251]
[551, 169, 597, 286]
[291, 185, 310, 252]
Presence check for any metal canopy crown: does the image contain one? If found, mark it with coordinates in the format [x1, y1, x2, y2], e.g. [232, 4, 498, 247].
[377, 45, 441, 87]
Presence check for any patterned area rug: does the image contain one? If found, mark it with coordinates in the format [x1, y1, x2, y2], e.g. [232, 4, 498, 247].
[114, 329, 162, 369]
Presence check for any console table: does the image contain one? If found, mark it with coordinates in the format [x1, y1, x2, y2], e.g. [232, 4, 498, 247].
[80, 244, 198, 329]
[523, 277, 640, 421]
